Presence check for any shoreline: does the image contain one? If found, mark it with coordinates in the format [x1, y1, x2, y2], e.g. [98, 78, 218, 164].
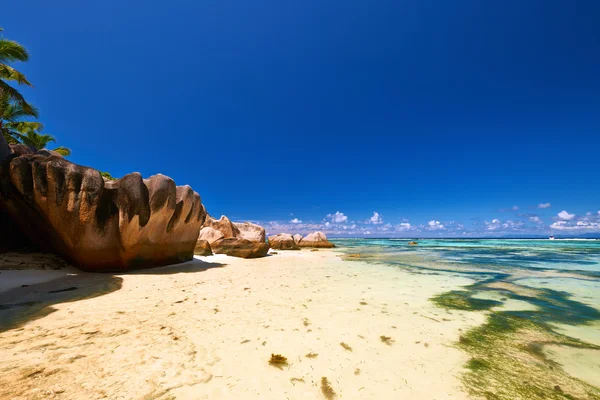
[0, 248, 483, 399]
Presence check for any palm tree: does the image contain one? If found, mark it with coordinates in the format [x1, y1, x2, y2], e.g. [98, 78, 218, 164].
[0, 92, 39, 144]
[17, 127, 72, 156]
[0, 28, 33, 114]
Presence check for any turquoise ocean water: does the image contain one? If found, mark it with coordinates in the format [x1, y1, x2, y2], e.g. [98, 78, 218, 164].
[331, 238, 600, 334]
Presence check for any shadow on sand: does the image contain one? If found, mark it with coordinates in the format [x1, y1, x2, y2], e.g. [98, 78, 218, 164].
[0, 257, 225, 333]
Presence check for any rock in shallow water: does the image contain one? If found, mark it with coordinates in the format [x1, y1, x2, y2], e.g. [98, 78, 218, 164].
[0, 151, 206, 272]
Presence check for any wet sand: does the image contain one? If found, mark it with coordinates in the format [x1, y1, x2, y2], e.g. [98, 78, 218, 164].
[0, 249, 484, 399]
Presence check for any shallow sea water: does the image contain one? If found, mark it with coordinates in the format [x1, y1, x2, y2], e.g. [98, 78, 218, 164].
[332, 238, 600, 396]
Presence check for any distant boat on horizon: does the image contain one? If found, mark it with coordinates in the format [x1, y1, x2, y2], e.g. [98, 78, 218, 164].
[549, 235, 555, 240]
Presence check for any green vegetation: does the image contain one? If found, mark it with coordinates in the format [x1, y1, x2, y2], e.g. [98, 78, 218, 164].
[101, 171, 117, 180]
[431, 290, 502, 311]
[0, 29, 70, 155]
[431, 281, 600, 399]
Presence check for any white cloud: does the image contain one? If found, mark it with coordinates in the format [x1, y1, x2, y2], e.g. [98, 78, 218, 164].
[368, 212, 383, 224]
[485, 219, 502, 231]
[326, 211, 348, 224]
[289, 218, 302, 224]
[557, 210, 575, 220]
[550, 220, 600, 231]
[529, 216, 542, 223]
[538, 202, 552, 209]
[397, 222, 412, 231]
[512, 206, 519, 211]
[502, 220, 524, 230]
[427, 220, 445, 230]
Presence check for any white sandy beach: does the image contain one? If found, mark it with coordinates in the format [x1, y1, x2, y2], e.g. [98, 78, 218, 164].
[0, 249, 486, 400]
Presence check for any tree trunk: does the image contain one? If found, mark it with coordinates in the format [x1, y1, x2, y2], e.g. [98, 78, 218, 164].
[0, 121, 11, 161]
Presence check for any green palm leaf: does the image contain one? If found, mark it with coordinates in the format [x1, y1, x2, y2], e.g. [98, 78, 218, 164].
[0, 39, 30, 64]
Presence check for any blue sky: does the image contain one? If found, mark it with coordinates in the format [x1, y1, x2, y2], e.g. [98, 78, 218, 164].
[4, 0, 600, 237]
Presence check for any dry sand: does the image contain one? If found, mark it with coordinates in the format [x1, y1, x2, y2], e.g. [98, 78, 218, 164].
[0, 249, 485, 399]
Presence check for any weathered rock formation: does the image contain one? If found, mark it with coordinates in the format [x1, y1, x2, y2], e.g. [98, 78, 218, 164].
[198, 226, 225, 244]
[194, 239, 212, 256]
[235, 221, 266, 242]
[202, 215, 240, 239]
[0, 149, 206, 272]
[211, 238, 269, 258]
[297, 231, 335, 248]
[293, 234, 303, 245]
[268, 233, 300, 250]
[197, 215, 268, 258]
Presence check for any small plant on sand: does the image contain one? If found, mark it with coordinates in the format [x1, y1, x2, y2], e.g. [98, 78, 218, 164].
[321, 377, 336, 399]
[380, 335, 394, 345]
[340, 342, 352, 351]
[269, 353, 288, 369]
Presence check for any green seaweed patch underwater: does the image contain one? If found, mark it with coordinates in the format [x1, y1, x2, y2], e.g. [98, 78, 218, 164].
[432, 281, 600, 400]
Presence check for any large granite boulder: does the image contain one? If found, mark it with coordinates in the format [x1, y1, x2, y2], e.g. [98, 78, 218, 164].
[234, 221, 266, 242]
[202, 215, 239, 238]
[198, 226, 225, 244]
[268, 233, 300, 250]
[211, 238, 269, 259]
[194, 239, 212, 256]
[297, 231, 335, 248]
[293, 234, 303, 245]
[0, 151, 206, 272]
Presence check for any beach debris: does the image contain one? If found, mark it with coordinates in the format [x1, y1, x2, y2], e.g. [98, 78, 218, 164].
[303, 318, 311, 326]
[340, 342, 353, 351]
[408, 241, 418, 245]
[359, 301, 368, 305]
[48, 286, 77, 294]
[290, 377, 305, 385]
[311, 248, 319, 251]
[269, 354, 288, 369]
[241, 339, 250, 344]
[380, 336, 394, 346]
[320, 377, 336, 399]
[354, 368, 361, 376]
[305, 352, 318, 358]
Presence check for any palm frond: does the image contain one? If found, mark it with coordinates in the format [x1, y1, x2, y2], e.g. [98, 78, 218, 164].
[0, 64, 32, 86]
[1, 102, 39, 121]
[0, 39, 30, 64]
[20, 131, 56, 149]
[52, 146, 71, 157]
[2, 130, 19, 145]
[0, 80, 34, 114]
[6, 121, 44, 133]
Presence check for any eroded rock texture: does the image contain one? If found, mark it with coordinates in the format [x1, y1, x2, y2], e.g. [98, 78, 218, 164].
[268, 233, 300, 250]
[0, 152, 206, 272]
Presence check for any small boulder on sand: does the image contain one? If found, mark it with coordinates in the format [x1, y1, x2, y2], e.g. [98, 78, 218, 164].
[268, 233, 300, 250]
[211, 238, 269, 259]
[194, 240, 212, 256]
[297, 232, 335, 248]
